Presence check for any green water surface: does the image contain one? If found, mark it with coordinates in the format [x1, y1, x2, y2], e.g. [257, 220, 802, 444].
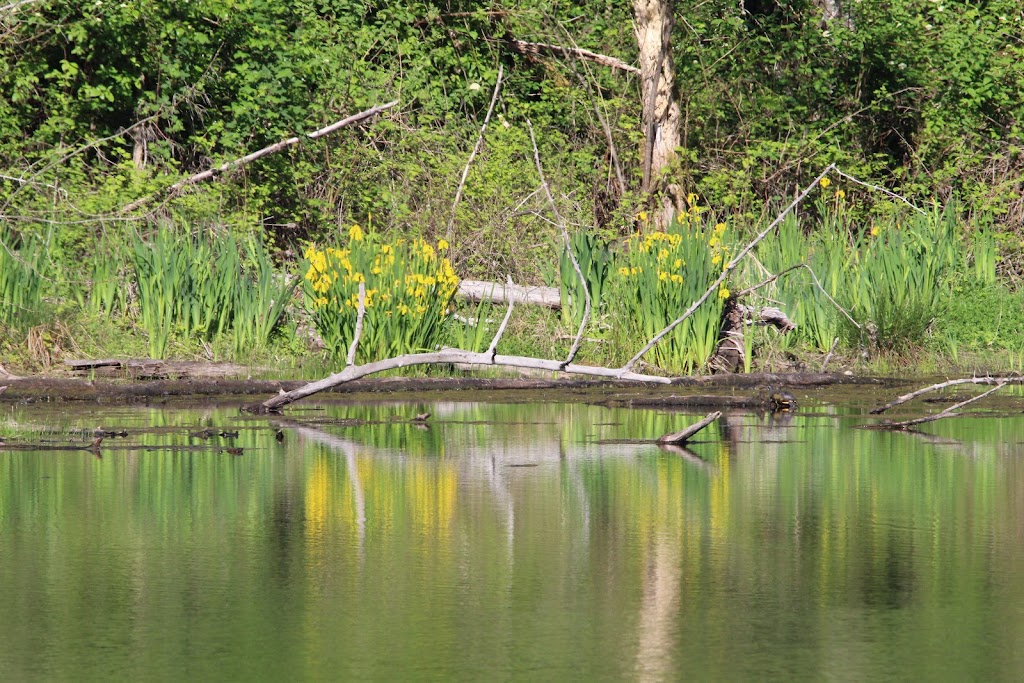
[1, 398, 1023, 680]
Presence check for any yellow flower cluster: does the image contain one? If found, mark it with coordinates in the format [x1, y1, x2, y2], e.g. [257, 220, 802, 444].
[303, 232, 458, 317]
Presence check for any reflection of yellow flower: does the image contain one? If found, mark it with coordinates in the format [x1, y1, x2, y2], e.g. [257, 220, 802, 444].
[871, 226, 880, 237]
[819, 177, 831, 188]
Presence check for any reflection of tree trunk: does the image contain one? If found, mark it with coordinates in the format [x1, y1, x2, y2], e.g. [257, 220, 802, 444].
[634, 537, 680, 679]
[634, 0, 682, 229]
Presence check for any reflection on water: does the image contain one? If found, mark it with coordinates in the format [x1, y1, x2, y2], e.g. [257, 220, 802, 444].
[1, 400, 1024, 679]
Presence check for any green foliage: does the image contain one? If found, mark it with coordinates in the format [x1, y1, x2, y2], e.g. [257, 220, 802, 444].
[559, 232, 611, 328]
[130, 227, 293, 358]
[0, 228, 49, 330]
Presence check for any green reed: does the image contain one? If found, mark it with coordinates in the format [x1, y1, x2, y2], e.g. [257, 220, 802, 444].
[131, 227, 292, 359]
[0, 227, 49, 329]
[559, 231, 611, 328]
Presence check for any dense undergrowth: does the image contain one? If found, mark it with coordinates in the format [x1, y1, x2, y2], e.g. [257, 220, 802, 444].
[1, 185, 1021, 379]
[1, 1, 1022, 377]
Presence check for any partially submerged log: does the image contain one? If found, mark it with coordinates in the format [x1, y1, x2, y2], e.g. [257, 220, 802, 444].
[65, 358, 257, 380]
[657, 411, 721, 444]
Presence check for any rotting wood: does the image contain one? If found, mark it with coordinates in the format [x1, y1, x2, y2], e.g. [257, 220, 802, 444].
[458, 279, 561, 308]
[65, 358, 257, 380]
[120, 100, 398, 213]
[507, 39, 640, 75]
[657, 411, 722, 444]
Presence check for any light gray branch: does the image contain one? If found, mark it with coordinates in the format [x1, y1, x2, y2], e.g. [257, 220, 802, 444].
[871, 376, 1024, 415]
[346, 282, 366, 367]
[446, 65, 503, 240]
[485, 276, 516, 358]
[527, 119, 591, 366]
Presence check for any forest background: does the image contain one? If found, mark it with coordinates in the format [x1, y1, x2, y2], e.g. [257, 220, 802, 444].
[1, 0, 1023, 375]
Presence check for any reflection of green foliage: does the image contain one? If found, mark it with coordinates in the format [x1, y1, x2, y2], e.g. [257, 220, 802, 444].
[1, 400, 1024, 679]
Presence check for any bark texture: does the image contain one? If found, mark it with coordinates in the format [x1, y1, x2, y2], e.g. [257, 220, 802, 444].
[634, 0, 682, 229]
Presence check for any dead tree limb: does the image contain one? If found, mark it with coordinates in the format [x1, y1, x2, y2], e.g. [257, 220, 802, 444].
[458, 279, 561, 308]
[507, 39, 640, 75]
[485, 276, 516, 358]
[870, 376, 1024, 415]
[252, 351, 670, 412]
[880, 383, 1007, 430]
[527, 119, 590, 366]
[657, 411, 721, 444]
[120, 100, 398, 213]
[446, 66, 503, 240]
[345, 282, 366, 367]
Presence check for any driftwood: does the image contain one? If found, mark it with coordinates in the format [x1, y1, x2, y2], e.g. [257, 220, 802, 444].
[458, 279, 561, 308]
[64, 358, 257, 380]
[657, 411, 722, 444]
[877, 384, 1008, 430]
[507, 39, 640, 75]
[870, 376, 1024, 415]
[120, 100, 398, 213]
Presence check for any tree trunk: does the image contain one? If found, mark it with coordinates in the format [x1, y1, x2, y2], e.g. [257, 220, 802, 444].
[634, 0, 682, 230]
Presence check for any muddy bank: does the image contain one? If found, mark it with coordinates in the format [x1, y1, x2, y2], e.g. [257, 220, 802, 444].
[0, 371, 902, 406]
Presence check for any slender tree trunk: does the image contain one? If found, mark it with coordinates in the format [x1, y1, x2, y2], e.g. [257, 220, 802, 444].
[634, 0, 682, 230]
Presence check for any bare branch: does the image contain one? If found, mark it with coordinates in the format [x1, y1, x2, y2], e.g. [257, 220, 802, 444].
[526, 119, 591, 366]
[621, 164, 838, 374]
[820, 337, 839, 372]
[251, 350, 671, 412]
[346, 282, 366, 367]
[834, 168, 925, 214]
[657, 411, 721, 444]
[736, 262, 860, 330]
[870, 376, 1024, 415]
[120, 100, 398, 213]
[485, 276, 516, 358]
[881, 383, 1007, 429]
[0, 0, 44, 14]
[446, 65, 503, 240]
[507, 39, 640, 75]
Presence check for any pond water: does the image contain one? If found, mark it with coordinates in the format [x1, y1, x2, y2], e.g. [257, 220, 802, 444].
[2, 395, 1024, 680]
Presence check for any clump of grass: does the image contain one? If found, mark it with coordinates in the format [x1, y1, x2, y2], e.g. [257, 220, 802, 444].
[0, 227, 49, 330]
[131, 227, 294, 359]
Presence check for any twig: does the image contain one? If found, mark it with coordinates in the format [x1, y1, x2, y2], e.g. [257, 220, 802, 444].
[820, 337, 839, 372]
[621, 164, 838, 374]
[657, 411, 721, 444]
[346, 282, 366, 367]
[881, 383, 1007, 429]
[834, 168, 925, 214]
[446, 65, 504, 240]
[0, 0, 44, 14]
[485, 276, 516, 359]
[870, 375, 1024, 415]
[526, 119, 591, 366]
[506, 39, 640, 75]
[120, 100, 398, 213]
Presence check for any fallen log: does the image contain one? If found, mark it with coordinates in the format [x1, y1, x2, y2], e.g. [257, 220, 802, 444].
[457, 279, 562, 308]
[657, 411, 722, 444]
